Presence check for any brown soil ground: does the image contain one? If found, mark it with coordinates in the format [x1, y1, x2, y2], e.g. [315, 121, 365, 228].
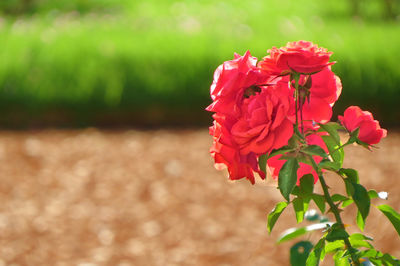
[0, 129, 399, 266]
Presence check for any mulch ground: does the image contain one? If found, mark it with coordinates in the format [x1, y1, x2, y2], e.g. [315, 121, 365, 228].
[0, 129, 399, 266]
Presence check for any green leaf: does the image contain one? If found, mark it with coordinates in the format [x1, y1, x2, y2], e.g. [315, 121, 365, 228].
[369, 258, 383, 266]
[267, 201, 289, 233]
[312, 194, 326, 213]
[318, 122, 342, 145]
[349, 239, 372, 249]
[356, 211, 365, 231]
[291, 186, 300, 196]
[278, 223, 331, 244]
[324, 240, 345, 253]
[359, 249, 400, 266]
[267, 146, 294, 159]
[352, 183, 370, 221]
[290, 241, 314, 266]
[343, 172, 370, 223]
[326, 223, 350, 242]
[322, 135, 344, 166]
[278, 227, 308, 243]
[278, 158, 299, 201]
[303, 196, 311, 217]
[356, 139, 372, 150]
[258, 154, 268, 175]
[300, 174, 314, 194]
[349, 233, 373, 241]
[318, 159, 340, 171]
[289, 132, 302, 148]
[306, 238, 325, 266]
[348, 127, 360, 144]
[296, 154, 313, 166]
[331, 194, 348, 202]
[293, 197, 305, 223]
[380, 253, 400, 265]
[333, 250, 351, 266]
[340, 168, 359, 184]
[349, 233, 373, 249]
[302, 145, 329, 158]
[343, 179, 355, 197]
[377, 204, 400, 237]
[342, 199, 354, 208]
[368, 189, 379, 199]
[359, 249, 379, 258]
[325, 229, 349, 242]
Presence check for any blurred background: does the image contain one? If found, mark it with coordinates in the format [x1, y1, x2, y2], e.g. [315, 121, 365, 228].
[0, 0, 399, 127]
[0, 0, 399, 265]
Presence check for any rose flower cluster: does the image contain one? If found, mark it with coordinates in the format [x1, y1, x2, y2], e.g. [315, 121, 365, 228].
[206, 41, 386, 184]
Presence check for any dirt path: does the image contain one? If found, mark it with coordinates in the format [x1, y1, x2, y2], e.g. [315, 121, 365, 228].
[0, 129, 399, 265]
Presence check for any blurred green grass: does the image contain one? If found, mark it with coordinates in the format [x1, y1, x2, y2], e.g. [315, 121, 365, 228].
[0, 0, 399, 127]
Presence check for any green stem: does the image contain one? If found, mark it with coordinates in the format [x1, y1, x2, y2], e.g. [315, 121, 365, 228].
[300, 97, 304, 134]
[332, 142, 350, 153]
[294, 76, 299, 128]
[308, 156, 360, 265]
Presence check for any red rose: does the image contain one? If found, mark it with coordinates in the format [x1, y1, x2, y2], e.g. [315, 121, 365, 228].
[208, 84, 294, 184]
[338, 106, 387, 145]
[206, 51, 269, 118]
[258, 41, 334, 75]
[230, 86, 294, 155]
[267, 133, 328, 184]
[209, 114, 265, 184]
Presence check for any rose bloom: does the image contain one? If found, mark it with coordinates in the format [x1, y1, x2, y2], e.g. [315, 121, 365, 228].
[206, 51, 270, 118]
[208, 83, 294, 183]
[267, 133, 328, 184]
[258, 41, 334, 75]
[338, 106, 387, 145]
[230, 85, 294, 156]
[209, 114, 265, 184]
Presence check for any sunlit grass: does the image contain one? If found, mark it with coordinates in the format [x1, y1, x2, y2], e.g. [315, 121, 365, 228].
[0, 0, 399, 125]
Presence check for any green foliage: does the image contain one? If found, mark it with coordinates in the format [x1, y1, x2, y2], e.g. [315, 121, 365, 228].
[258, 154, 268, 175]
[331, 194, 348, 202]
[267, 201, 288, 233]
[278, 223, 331, 244]
[377, 204, 400, 237]
[352, 183, 370, 221]
[340, 169, 371, 225]
[360, 249, 400, 265]
[356, 211, 365, 231]
[348, 233, 373, 249]
[306, 238, 325, 266]
[318, 159, 340, 171]
[278, 227, 308, 244]
[301, 145, 329, 158]
[326, 223, 350, 242]
[299, 174, 314, 195]
[318, 122, 342, 145]
[278, 158, 300, 201]
[322, 136, 344, 167]
[333, 250, 350, 266]
[290, 241, 314, 266]
[311, 194, 326, 213]
[293, 197, 306, 223]
[0, 0, 117, 16]
[324, 240, 345, 254]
